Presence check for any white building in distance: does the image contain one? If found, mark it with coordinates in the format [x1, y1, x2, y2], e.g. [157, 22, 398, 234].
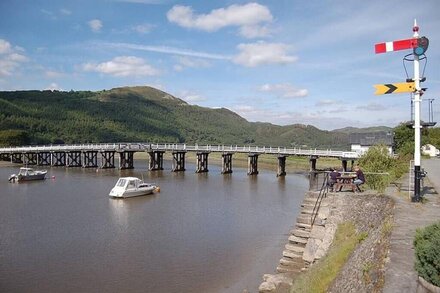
[421, 144, 440, 157]
[349, 131, 394, 155]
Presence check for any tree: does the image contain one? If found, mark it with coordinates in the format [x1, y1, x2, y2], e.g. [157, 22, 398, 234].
[0, 130, 30, 146]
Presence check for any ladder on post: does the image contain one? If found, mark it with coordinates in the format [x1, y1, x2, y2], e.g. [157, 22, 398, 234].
[408, 160, 414, 199]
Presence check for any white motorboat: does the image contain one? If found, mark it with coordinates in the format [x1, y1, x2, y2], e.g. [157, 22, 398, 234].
[109, 177, 159, 198]
[9, 167, 47, 182]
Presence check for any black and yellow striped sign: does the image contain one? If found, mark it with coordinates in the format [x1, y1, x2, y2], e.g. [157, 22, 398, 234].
[374, 82, 415, 95]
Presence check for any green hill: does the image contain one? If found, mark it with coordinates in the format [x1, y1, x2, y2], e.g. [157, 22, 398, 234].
[333, 126, 393, 134]
[0, 86, 349, 149]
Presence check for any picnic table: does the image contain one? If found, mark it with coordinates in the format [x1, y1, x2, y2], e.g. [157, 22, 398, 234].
[334, 174, 357, 192]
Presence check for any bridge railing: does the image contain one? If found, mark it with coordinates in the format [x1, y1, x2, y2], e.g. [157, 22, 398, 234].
[0, 143, 360, 158]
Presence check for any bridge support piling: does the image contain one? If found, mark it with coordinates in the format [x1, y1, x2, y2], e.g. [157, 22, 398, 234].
[309, 155, 318, 172]
[196, 152, 210, 173]
[66, 151, 82, 167]
[23, 152, 38, 165]
[82, 151, 98, 168]
[341, 160, 348, 172]
[100, 151, 115, 169]
[221, 153, 233, 174]
[148, 151, 164, 171]
[172, 151, 186, 172]
[51, 151, 66, 167]
[247, 153, 259, 175]
[277, 155, 287, 177]
[11, 153, 23, 164]
[37, 152, 51, 166]
[309, 171, 319, 190]
[119, 151, 134, 169]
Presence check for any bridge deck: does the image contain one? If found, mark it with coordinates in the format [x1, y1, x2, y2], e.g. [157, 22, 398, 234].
[0, 143, 360, 159]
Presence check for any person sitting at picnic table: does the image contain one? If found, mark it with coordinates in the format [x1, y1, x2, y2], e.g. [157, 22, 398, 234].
[328, 167, 341, 191]
[353, 165, 365, 192]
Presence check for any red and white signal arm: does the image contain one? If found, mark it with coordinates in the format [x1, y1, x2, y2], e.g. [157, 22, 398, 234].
[375, 38, 417, 54]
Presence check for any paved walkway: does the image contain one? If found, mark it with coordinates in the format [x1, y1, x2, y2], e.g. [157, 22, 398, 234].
[383, 158, 440, 292]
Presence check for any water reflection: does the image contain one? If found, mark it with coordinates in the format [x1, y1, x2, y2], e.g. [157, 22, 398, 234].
[0, 163, 308, 293]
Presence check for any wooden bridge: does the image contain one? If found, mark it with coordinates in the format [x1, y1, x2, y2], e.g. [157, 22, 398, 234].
[0, 143, 360, 176]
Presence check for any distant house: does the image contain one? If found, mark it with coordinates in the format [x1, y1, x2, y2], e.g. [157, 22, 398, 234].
[349, 131, 394, 155]
[421, 144, 440, 157]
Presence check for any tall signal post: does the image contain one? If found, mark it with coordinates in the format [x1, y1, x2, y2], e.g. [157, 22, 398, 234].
[412, 20, 422, 202]
[374, 20, 429, 202]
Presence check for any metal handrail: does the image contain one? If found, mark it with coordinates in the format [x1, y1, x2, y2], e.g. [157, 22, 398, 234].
[311, 172, 330, 226]
[0, 143, 360, 159]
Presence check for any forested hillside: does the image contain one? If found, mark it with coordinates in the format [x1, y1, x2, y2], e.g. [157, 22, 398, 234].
[1, 86, 349, 149]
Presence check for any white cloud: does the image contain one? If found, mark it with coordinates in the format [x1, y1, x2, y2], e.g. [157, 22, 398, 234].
[82, 56, 159, 77]
[239, 25, 271, 39]
[132, 23, 154, 34]
[45, 70, 65, 78]
[167, 3, 272, 38]
[316, 99, 337, 107]
[60, 9, 71, 15]
[45, 82, 62, 91]
[40, 9, 54, 16]
[178, 90, 207, 104]
[173, 56, 211, 71]
[259, 83, 308, 98]
[233, 42, 297, 67]
[356, 102, 387, 111]
[0, 39, 28, 77]
[100, 41, 297, 68]
[182, 94, 206, 103]
[88, 19, 103, 33]
[0, 39, 12, 54]
[230, 104, 367, 130]
[101, 42, 230, 60]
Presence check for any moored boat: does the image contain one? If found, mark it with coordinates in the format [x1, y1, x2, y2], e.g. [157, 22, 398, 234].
[8, 167, 47, 182]
[109, 177, 159, 198]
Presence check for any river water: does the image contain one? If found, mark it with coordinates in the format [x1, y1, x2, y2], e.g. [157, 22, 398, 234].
[0, 160, 308, 293]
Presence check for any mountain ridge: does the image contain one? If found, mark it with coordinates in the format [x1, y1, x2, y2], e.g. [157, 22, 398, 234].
[0, 86, 392, 149]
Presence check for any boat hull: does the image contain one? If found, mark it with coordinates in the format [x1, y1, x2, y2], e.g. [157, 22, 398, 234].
[109, 186, 156, 198]
[9, 170, 47, 182]
[18, 173, 47, 181]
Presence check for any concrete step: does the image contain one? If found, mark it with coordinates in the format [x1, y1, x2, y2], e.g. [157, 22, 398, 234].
[300, 208, 314, 215]
[304, 191, 320, 198]
[296, 215, 312, 225]
[301, 202, 316, 208]
[285, 243, 305, 253]
[290, 228, 311, 238]
[288, 235, 308, 244]
[295, 222, 312, 230]
[277, 265, 302, 274]
[279, 257, 305, 269]
[283, 249, 302, 259]
[302, 197, 319, 204]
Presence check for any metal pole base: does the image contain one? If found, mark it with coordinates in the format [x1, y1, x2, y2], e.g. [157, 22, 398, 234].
[412, 165, 421, 202]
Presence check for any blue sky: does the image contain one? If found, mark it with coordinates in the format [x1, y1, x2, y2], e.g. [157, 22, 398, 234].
[0, 0, 439, 130]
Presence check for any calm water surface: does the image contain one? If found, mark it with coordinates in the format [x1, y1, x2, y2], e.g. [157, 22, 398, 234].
[0, 160, 308, 293]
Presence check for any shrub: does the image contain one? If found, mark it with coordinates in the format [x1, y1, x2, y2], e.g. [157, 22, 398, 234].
[357, 144, 396, 192]
[414, 221, 440, 286]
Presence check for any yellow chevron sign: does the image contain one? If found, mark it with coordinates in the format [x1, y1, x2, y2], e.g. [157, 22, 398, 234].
[374, 82, 415, 95]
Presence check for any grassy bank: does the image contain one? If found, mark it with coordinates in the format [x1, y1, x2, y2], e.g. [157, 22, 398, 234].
[290, 222, 360, 293]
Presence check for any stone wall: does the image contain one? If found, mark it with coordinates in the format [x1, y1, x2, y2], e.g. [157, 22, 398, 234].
[259, 191, 394, 293]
